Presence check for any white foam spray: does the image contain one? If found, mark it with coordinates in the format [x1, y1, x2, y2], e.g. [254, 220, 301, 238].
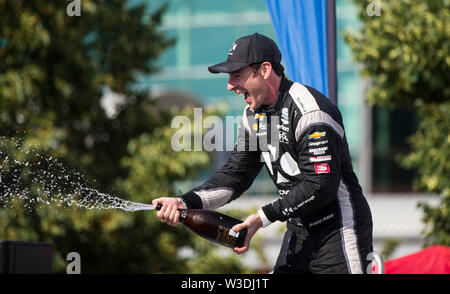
[0, 136, 155, 212]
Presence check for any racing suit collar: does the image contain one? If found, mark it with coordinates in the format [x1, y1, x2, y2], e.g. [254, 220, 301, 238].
[256, 77, 293, 114]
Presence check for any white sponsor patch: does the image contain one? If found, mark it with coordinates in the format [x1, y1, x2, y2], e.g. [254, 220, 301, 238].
[309, 146, 328, 155]
[277, 124, 289, 132]
[289, 83, 320, 115]
[307, 140, 328, 147]
[309, 213, 334, 227]
[309, 155, 332, 162]
[281, 107, 289, 124]
[282, 195, 316, 216]
[279, 189, 289, 197]
[279, 131, 289, 143]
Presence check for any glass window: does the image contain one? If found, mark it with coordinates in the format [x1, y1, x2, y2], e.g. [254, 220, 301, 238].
[191, 27, 237, 65]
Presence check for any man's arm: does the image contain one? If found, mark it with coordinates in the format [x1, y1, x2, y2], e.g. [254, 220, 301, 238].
[181, 106, 263, 209]
[154, 106, 263, 224]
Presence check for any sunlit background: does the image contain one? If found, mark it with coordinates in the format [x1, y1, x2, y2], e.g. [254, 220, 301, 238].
[121, 0, 438, 269]
[1, 0, 447, 274]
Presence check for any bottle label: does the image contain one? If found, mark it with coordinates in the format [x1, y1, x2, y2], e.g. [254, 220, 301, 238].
[228, 229, 239, 238]
[216, 225, 237, 246]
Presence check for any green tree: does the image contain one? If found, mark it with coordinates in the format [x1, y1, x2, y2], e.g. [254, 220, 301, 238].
[0, 0, 248, 273]
[344, 0, 449, 245]
[401, 102, 450, 246]
[344, 0, 449, 107]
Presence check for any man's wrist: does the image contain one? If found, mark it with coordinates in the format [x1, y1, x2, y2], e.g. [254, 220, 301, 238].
[180, 191, 203, 209]
[257, 208, 272, 227]
[178, 197, 188, 208]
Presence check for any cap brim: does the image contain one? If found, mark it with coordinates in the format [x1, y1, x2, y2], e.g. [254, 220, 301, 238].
[208, 61, 251, 74]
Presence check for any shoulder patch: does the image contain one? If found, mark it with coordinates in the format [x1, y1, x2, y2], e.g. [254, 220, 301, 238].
[289, 83, 320, 115]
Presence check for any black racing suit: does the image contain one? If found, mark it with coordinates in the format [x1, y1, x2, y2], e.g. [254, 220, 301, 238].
[181, 78, 373, 274]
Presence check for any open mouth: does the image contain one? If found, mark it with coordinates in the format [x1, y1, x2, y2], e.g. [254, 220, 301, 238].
[244, 92, 250, 103]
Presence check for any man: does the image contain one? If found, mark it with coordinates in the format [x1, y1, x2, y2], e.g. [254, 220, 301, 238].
[153, 33, 373, 274]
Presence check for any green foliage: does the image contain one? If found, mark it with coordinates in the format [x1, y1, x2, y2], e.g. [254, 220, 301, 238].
[0, 0, 175, 186]
[117, 107, 213, 203]
[0, 0, 247, 273]
[380, 238, 401, 260]
[344, 0, 450, 107]
[419, 194, 450, 247]
[399, 101, 450, 198]
[185, 238, 251, 274]
[400, 101, 450, 246]
[345, 0, 450, 246]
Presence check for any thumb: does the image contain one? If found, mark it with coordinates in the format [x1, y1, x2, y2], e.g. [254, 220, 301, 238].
[232, 222, 247, 233]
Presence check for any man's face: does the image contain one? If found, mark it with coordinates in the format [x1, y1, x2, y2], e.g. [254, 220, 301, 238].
[227, 66, 268, 110]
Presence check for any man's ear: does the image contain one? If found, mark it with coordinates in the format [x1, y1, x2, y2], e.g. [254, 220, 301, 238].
[260, 62, 272, 80]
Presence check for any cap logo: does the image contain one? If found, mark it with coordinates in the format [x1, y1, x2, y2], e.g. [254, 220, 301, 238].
[228, 43, 237, 55]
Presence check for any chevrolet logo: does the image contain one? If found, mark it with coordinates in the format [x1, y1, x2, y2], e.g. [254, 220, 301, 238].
[308, 132, 326, 139]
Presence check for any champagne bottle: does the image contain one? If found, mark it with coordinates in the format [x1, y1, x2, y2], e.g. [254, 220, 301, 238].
[155, 204, 247, 249]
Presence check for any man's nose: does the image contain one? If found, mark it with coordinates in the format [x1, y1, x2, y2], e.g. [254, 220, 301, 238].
[227, 79, 235, 92]
[227, 81, 234, 91]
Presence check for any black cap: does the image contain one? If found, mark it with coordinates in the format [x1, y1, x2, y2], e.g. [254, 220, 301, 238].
[208, 33, 282, 74]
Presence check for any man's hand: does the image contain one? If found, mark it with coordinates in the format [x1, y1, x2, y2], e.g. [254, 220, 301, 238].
[152, 197, 187, 226]
[231, 213, 263, 254]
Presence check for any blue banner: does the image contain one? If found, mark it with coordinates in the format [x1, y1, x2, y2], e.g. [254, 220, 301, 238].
[265, 0, 337, 103]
